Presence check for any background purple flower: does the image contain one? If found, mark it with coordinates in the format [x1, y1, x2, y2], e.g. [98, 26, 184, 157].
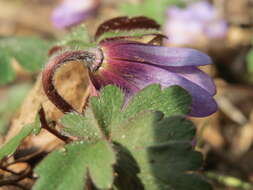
[52, 0, 100, 29]
[164, 1, 228, 45]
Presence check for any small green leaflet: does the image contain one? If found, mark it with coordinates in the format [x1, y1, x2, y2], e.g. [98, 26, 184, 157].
[60, 109, 103, 141]
[0, 36, 51, 85]
[57, 25, 95, 49]
[0, 116, 41, 161]
[0, 83, 31, 135]
[0, 49, 15, 85]
[120, 0, 186, 24]
[33, 140, 116, 190]
[122, 84, 191, 121]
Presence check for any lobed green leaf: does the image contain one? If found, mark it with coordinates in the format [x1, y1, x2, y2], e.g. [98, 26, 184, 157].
[122, 84, 191, 121]
[112, 111, 211, 190]
[60, 110, 102, 141]
[34, 140, 116, 190]
[0, 117, 40, 161]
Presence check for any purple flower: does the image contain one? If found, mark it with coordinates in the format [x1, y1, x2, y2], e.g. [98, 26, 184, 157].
[43, 16, 217, 117]
[88, 40, 217, 117]
[52, 0, 100, 29]
[164, 1, 228, 45]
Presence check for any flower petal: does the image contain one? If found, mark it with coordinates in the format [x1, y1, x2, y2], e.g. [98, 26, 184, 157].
[106, 59, 217, 117]
[101, 41, 212, 67]
[164, 66, 216, 96]
[88, 69, 139, 99]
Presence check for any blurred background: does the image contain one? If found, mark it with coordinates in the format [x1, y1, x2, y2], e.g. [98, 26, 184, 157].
[1, 0, 253, 189]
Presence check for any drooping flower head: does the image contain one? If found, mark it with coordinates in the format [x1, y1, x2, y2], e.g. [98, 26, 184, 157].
[164, 1, 228, 45]
[43, 16, 217, 117]
[52, 0, 100, 29]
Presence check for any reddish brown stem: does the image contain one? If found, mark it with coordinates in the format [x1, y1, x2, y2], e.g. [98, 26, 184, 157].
[39, 107, 72, 143]
[42, 50, 97, 114]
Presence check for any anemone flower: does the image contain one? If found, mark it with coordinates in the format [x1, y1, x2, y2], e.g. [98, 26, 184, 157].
[43, 16, 217, 117]
[164, 1, 228, 45]
[52, 0, 100, 29]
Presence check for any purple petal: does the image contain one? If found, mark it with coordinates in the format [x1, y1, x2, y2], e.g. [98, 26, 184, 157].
[105, 59, 217, 117]
[88, 69, 139, 99]
[52, 0, 98, 29]
[101, 41, 212, 67]
[164, 66, 216, 96]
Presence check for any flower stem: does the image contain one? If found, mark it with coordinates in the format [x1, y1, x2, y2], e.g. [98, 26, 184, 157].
[42, 50, 96, 114]
[38, 107, 72, 143]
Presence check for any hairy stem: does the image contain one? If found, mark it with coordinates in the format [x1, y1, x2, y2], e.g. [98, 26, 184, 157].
[42, 50, 97, 113]
[39, 107, 72, 143]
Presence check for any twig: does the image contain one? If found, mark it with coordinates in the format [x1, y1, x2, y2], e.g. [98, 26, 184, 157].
[0, 166, 20, 176]
[0, 183, 29, 190]
[39, 107, 72, 143]
[0, 165, 31, 187]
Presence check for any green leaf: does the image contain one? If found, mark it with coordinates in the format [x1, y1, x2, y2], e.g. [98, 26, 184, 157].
[33, 112, 42, 135]
[0, 107, 41, 160]
[61, 86, 124, 138]
[112, 111, 212, 190]
[0, 120, 40, 160]
[90, 85, 124, 135]
[0, 49, 15, 85]
[247, 49, 253, 73]
[57, 25, 95, 48]
[60, 110, 102, 141]
[206, 172, 253, 190]
[34, 140, 116, 190]
[120, 0, 186, 24]
[122, 84, 191, 120]
[61, 85, 191, 141]
[0, 83, 31, 135]
[58, 85, 209, 190]
[0, 37, 51, 73]
[112, 112, 195, 146]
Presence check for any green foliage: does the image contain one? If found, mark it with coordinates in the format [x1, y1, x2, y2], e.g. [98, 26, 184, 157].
[2, 84, 210, 189]
[246, 49, 253, 73]
[55, 85, 210, 190]
[122, 85, 191, 120]
[89, 85, 125, 136]
[60, 110, 103, 141]
[112, 111, 211, 190]
[0, 36, 51, 85]
[89, 84, 191, 135]
[0, 83, 31, 135]
[0, 49, 15, 85]
[0, 116, 40, 160]
[34, 141, 116, 190]
[206, 172, 253, 190]
[120, 0, 186, 24]
[57, 25, 95, 48]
